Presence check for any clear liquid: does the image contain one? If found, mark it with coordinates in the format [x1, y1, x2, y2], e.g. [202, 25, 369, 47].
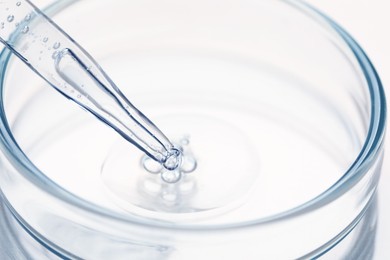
[8, 46, 354, 222]
[2, 0, 360, 221]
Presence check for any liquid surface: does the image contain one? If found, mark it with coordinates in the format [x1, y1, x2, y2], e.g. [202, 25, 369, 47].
[6, 51, 359, 223]
[2, 0, 362, 224]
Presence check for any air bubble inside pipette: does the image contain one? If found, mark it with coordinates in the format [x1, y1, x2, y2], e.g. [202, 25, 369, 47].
[1, 0, 187, 183]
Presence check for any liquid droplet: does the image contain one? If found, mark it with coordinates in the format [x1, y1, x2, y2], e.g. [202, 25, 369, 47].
[21, 26, 29, 34]
[161, 170, 181, 184]
[16, 2, 21, 6]
[142, 157, 163, 174]
[53, 42, 61, 49]
[180, 138, 190, 146]
[43, 37, 49, 43]
[0, 22, 4, 29]
[163, 148, 182, 171]
[7, 15, 14, 22]
[180, 155, 197, 173]
[25, 14, 31, 21]
[162, 191, 177, 202]
[52, 51, 59, 59]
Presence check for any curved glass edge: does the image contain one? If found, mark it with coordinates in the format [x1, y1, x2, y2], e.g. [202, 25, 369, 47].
[280, 0, 387, 217]
[301, 193, 378, 259]
[0, 0, 386, 231]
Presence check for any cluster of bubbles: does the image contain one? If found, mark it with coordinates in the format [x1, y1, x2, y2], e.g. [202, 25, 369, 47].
[142, 137, 197, 184]
[1, 1, 62, 57]
[1, 2, 31, 34]
[0, 1, 61, 66]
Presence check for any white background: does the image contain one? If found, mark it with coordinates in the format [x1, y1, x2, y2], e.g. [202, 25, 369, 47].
[307, 1, 390, 259]
[25, 0, 390, 258]
[35, 0, 389, 258]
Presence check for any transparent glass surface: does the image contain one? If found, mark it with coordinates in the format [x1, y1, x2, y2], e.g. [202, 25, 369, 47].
[0, 0, 386, 259]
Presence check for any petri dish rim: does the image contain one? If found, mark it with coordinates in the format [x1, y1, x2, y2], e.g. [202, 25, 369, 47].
[0, 0, 386, 231]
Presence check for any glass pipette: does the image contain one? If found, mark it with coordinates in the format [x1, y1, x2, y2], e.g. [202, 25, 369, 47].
[0, 0, 181, 170]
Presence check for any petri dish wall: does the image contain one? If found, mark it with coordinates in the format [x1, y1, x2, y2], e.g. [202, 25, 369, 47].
[0, 0, 386, 259]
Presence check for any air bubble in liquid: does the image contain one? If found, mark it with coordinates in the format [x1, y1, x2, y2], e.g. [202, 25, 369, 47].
[21, 26, 29, 34]
[7, 15, 14, 22]
[161, 170, 182, 184]
[25, 14, 31, 21]
[162, 191, 177, 202]
[180, 156, 197, 173]
[163, 148, 182, 171]
[180, 138, 190, 146]
[52, 51, 59, 59]
[0, 22, 4, 29]
[43, 37, 49, 43]
[53, 42, 61, 49]
[142, 157, 163, 174]
[16, 2, 21, 6]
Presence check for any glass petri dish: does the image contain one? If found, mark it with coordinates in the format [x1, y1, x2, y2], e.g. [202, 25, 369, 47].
[0, 0, 386, 259]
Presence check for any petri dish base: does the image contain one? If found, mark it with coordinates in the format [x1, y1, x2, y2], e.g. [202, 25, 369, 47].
[0, 0, 385, 259]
